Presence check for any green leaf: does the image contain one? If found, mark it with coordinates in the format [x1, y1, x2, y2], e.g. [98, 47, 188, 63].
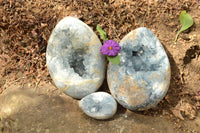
[175, 11, 194, 42]
[107, 55, 120, 65]
[96, 25, 107, 43]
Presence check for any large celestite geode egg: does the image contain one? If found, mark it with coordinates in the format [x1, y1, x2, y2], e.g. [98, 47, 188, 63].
[46, 17, 106, 99]
[107, 27, 171, 111]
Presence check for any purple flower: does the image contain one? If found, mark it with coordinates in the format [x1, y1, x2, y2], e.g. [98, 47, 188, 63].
[100, 40, 121, 56]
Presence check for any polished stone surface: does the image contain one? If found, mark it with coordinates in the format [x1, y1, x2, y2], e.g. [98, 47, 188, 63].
[107, 27, 171, 111]
[79, 92, 117, 120]
[46, 16, 106, 99]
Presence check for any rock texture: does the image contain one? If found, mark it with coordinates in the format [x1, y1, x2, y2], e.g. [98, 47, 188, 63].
[79, 92, 117, 120]
[46, 16, 106, 99]
[0, 86, 177, 133]
[107, 27, 171, 111]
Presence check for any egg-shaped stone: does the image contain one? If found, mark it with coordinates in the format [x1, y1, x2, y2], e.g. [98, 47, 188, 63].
[107, 27, 171, 111]
[46, 17, 106, 99]
[79, 92, 117, 120]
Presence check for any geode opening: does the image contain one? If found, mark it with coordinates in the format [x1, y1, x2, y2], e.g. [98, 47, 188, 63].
[132, 51, 138, 56]
[125, 47, 159, 72]
[68, 49, 86, 76]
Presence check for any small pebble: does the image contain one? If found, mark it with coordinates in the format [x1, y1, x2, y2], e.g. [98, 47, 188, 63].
[79, 92, 117, 120]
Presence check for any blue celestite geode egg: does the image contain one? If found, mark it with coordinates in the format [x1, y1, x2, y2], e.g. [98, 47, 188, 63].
[46, 17, 106, 99]
[107, 27, 171, 111]
[79, 92, 117, 120]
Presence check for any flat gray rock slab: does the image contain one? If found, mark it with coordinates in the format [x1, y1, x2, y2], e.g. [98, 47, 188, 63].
[0, 85, 179, 133]
[46, 16, 106, 99]
[107, 27, 171, 111]
[79, 92, 117, 120]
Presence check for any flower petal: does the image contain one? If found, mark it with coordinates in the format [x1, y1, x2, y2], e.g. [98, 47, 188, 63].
[100, 40, 121, 56]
